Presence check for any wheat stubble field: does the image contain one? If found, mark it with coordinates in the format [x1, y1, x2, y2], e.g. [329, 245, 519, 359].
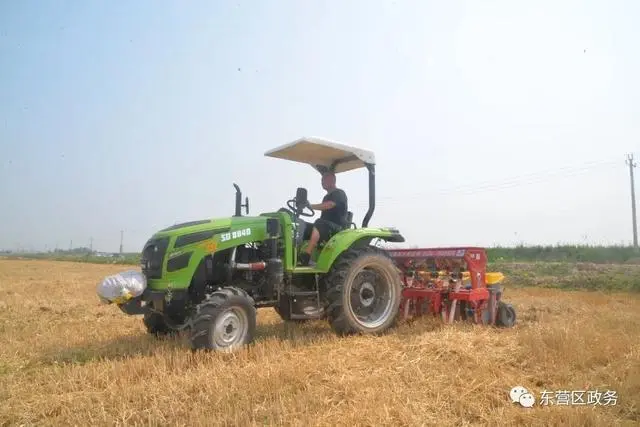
[0, 259, 639, 426]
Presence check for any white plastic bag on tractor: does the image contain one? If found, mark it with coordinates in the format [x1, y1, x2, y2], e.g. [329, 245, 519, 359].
[97, 270, 147, 304]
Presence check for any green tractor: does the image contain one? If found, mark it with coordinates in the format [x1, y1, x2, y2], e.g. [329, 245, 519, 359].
[117, 137, 405, 351]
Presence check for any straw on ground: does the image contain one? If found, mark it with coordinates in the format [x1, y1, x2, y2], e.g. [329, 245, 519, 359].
[0, 260, 638, 426]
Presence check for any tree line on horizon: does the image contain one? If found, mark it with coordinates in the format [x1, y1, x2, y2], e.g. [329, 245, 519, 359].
[2, 243, 639, 265]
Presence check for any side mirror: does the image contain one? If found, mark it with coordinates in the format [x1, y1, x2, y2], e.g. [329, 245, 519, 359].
[295, 187, 308, 210]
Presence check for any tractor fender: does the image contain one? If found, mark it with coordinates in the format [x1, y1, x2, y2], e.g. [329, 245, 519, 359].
[314, 227, 404, 273]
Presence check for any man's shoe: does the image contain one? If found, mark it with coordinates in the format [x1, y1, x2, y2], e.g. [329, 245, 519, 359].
[298, 253, 316, 267]
[298, 252, 311, 266]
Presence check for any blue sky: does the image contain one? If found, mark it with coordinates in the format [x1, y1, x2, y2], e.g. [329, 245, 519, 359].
[1, 0, 638, 252]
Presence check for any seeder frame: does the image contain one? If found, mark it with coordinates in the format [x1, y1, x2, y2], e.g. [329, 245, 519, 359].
[387, 247, 514, 327]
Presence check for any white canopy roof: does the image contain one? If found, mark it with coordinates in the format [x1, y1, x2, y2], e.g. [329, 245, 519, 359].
[264, 136, 376, 174]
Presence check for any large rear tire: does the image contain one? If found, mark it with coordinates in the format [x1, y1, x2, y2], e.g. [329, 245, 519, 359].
[189, 287, 257, 351]
[324, 246, 402, 336]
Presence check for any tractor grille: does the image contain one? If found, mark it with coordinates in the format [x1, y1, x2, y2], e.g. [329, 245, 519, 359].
[140, 236, 170, 279]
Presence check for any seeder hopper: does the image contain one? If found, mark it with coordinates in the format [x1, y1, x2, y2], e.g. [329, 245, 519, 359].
[388, 247, 517, 327]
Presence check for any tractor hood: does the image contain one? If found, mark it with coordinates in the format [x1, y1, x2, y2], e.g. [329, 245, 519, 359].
[140, 215, 269, 282]
[154, 218, 232, 237]
[150, 215, 270, 240]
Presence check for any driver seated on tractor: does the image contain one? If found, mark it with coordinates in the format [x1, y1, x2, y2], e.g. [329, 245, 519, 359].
[298, 171, 348, 266]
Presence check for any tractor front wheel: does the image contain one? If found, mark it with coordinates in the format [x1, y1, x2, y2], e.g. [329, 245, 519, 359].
[189, 287, 257, 351]
[143, 302, 188, 337]
[324, 246, 402, 336]
[143, 312, 175, 336]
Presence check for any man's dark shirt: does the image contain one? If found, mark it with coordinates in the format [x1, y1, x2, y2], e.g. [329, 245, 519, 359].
[320, 188, 348, 226]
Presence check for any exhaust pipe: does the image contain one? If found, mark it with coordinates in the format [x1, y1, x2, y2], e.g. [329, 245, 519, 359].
[228, 247, 266, 271]
[232, 261, 266, 271]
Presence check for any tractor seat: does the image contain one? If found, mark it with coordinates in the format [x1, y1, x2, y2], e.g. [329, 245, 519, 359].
[316, 212, 356, 251]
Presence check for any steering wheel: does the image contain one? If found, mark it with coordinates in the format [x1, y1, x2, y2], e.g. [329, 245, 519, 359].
[286, 198, 315, 217]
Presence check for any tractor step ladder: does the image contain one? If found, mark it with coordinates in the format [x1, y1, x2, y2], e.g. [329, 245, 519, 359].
[288, 291, 318, 297]
[287, 274, 323, 320]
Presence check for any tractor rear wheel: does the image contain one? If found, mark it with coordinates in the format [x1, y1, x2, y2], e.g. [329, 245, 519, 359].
[324, 245, 402, 336]
[189, 287, 257, 351]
